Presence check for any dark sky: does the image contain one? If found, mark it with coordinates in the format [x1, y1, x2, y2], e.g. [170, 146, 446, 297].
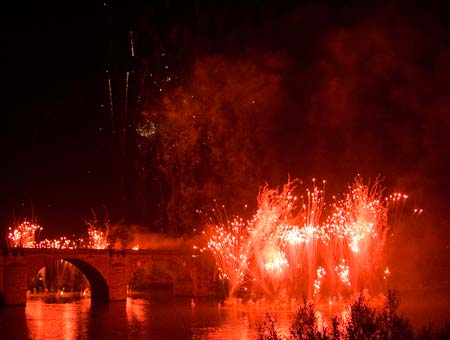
[1, 0, 449, 283]
[1, 2, 111, 238]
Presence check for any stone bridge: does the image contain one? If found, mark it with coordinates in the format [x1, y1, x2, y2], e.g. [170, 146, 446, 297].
[0, 248, 216, 306]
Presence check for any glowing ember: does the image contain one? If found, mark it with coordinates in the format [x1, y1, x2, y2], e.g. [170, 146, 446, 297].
[7, 219, 109, 250]
[37, 237, 79, 249]
[313, 267, 327, 297]
[7, 220, 42, 248]
[87, 228, 109, 249]
[201, 176, 407, 301]
[335, 259, 351, 287]
[85, 212, 110, 249]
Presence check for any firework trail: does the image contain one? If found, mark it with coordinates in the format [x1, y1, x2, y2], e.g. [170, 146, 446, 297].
[129, 30, 135, 57]
[107, 75, 114, 134]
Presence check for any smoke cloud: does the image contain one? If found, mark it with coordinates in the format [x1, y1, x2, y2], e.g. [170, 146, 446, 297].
[139, 53, 287, 232]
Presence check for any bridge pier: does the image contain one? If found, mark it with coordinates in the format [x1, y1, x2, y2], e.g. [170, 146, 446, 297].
[109, 263, 129, 301]
[3, 262, 28, 305]
[191, 255, 215, 297]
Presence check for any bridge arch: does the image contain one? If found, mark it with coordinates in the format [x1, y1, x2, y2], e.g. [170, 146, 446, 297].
[28, 257, 110, 303]
[129, 258, 193, 296]
[64, 258, 109, 302]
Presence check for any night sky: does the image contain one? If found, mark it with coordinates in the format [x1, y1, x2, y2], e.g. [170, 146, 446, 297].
[1, 1, 449, 284]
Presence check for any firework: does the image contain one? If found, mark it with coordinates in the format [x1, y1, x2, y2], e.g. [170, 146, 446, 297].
[201, 176, 407, 301]
[7, 220, 42, 248]
[87, 228, 109, 249]
[202, 215, 251, 296]
[7, 218, 109, 250]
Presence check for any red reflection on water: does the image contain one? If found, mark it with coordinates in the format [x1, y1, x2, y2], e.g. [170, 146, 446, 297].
[17, 290, 449, 340]
[126, 298, 146, 323]
[25, 299, 91, 340]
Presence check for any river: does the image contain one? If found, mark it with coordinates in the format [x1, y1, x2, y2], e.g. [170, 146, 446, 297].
[0, 288, 449, 340]
[0, 291, 294, 340]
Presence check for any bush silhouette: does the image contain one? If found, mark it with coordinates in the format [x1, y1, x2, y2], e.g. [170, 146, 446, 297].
[256, 290, 448, 340]
[290, 299, 330, 340]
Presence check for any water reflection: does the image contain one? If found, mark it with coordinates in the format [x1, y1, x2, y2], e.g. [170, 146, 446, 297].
[26, 298, 90, 340]
[19, 292, 287, 340]
[0, 288, 447, 340]
[126, 298, 145, 323]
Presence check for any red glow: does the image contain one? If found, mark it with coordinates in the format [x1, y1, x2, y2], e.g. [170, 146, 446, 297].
[201, 176, 407, 301]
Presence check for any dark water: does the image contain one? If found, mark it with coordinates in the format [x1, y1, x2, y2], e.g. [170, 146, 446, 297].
[0, 289, 449, 340]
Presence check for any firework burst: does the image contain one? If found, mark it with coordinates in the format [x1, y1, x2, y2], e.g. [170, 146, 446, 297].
[201, 176, 408, 302]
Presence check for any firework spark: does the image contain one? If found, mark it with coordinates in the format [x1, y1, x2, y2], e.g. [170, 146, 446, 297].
[313, 267, 326, 297]
[7, 220, 42, 248]
[201, 176, 407, 301]
[7, 219, 109, 250]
